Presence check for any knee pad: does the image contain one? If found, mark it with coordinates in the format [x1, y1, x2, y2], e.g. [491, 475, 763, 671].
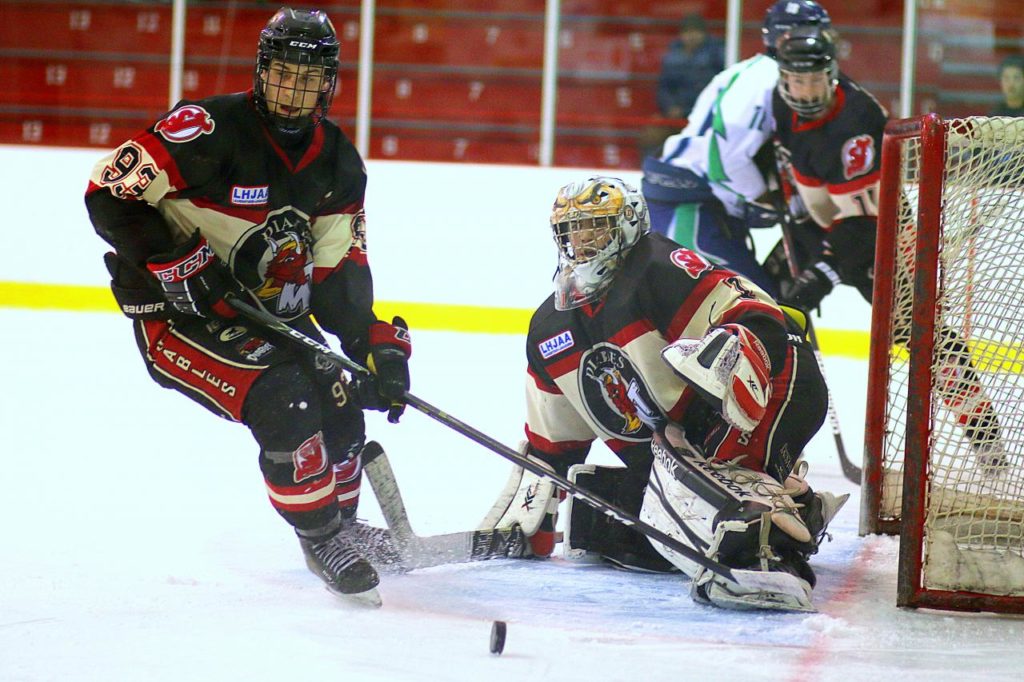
[245, 362, 323, 451]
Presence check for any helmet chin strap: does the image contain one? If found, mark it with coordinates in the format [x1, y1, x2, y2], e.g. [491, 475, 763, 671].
[269, 115, 313, 136]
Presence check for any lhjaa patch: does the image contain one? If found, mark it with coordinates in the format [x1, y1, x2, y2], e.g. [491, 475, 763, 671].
[538, 330, 574, 359]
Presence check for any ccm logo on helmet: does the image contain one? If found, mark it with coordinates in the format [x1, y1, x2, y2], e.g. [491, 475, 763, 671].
[155, 105, 215, 143]
[288, 40, 318, 49]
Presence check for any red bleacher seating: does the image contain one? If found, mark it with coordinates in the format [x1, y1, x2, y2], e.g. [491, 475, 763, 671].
[0, 112, 150, 147]
[379, 0, 545, 12]
[556, 78, 659, 128]
[554, 134, 641, 170]
[558, 21, 677, 74]
[369, 125, 537, 164]
[3, 57, 170, 111]
[371, 72, 541, 125]
[372, 15, 545, 69]
[561, 0, 720, 21]
[2, 0, 1005, 169]
[1, 3, 171, 55]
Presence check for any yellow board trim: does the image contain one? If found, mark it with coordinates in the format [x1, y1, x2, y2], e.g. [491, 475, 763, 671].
[0, 280, 871, 357]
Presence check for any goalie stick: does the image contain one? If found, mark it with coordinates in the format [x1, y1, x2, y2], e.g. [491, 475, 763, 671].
[769, 161, 862, 485]
[226, 296, 750, 586]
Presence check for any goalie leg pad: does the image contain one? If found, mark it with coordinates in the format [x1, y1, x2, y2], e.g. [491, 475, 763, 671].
[661, 324, 772, 432]
[480, 443, 560, 557]
[563, 464, 678, 573]
[640, 427, 817, 611]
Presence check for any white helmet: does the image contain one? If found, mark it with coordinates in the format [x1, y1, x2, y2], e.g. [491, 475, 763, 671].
[551, 176, 650, 310]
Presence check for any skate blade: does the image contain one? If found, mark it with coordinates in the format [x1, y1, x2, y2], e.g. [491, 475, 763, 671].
[709, 570, 815, 613]
[326, 584, 383, 608]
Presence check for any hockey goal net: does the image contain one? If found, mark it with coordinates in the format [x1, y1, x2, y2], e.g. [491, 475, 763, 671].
[862, 113, 1024, 612]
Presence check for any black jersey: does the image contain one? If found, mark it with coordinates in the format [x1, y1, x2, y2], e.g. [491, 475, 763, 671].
[86, 91, 375, 356]
[524, 233, 786, 461]
[773, 75, 888, 230]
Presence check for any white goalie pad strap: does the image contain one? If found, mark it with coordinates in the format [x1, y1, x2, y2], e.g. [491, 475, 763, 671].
[639, 430, 811, 580]
[562, 464, 597, 560]
[479, 442, 558, 536]
[661, 324, 772, 432]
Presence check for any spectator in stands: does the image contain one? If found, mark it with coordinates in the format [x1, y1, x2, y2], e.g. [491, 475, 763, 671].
[656, 13, 725, 119]
[991, 54, 1024, 117]
[640, 14, 725, 160]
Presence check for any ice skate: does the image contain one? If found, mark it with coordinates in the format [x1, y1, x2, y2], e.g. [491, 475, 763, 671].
[299, 531, 382, 608]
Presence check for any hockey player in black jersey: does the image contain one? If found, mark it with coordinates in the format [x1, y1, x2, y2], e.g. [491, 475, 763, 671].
[770, 25, 1005, 469]
[84, 8, 410, 606]
[484, 176, 848, 611]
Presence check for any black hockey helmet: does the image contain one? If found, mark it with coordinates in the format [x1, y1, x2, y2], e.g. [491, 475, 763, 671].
[762, 0, 832, 58]
[253, 7, 340, 133]
[775, 24, 839, 118]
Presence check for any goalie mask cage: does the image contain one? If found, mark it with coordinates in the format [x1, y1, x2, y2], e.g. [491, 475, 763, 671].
[862, 113, 1024, 612]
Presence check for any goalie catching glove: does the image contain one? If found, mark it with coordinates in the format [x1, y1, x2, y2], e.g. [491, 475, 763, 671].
[661, 324, 772, 432]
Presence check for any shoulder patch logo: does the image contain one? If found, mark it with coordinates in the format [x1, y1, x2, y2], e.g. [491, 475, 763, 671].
[538, 330, 574, 359]
[841, 134, 875, 180]
[670, 248, 713, 278]
[231, 185, 269, 206]
[155, 104, 216, 143]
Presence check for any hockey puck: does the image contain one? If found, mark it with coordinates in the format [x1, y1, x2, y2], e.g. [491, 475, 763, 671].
[489, 620, 507, 655]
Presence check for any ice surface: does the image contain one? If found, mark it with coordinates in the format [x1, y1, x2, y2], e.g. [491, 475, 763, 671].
[4, 310, 1024, 682]
[3, 147, 1022, 680]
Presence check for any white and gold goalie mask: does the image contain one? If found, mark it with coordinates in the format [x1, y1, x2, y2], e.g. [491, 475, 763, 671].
[551, 176, 650, 310]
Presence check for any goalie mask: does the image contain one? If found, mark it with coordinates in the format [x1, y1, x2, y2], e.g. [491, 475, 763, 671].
[775, 24, 839, 119]
[551, 176, 650, 311]
[254, 7, 340, 134]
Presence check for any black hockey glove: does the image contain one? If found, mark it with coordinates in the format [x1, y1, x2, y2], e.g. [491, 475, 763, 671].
[146, 229, 246, 319]
[365, 316, 411, 423]
[781, 259, 842, 311]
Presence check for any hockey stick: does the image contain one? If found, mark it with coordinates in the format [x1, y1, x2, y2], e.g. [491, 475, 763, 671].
[768, 165, 862, 485]
[360, 441, 531, 569]
[226, 296, 743, 585]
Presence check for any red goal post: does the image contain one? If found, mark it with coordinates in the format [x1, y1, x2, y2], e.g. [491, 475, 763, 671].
[863, 113, 1024, 612]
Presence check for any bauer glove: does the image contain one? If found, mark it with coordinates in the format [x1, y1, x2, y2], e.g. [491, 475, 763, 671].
[366, 316, 411, 423]
[146, 229, 246, 319]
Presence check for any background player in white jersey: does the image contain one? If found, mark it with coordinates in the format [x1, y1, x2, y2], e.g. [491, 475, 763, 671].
[487, 176, 846, 611]
[641, 0, 832, 297]
[84, 8, 411, 606]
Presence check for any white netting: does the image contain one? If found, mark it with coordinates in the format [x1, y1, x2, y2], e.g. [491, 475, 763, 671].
[879, 116, 1024, 597]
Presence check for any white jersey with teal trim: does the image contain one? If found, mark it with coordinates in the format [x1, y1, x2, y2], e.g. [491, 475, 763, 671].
[657, 54, 778, 220]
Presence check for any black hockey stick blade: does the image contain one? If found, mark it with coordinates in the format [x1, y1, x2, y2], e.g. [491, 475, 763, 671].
[226, 296, 740, 585]
[361, 442, 529, 568]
